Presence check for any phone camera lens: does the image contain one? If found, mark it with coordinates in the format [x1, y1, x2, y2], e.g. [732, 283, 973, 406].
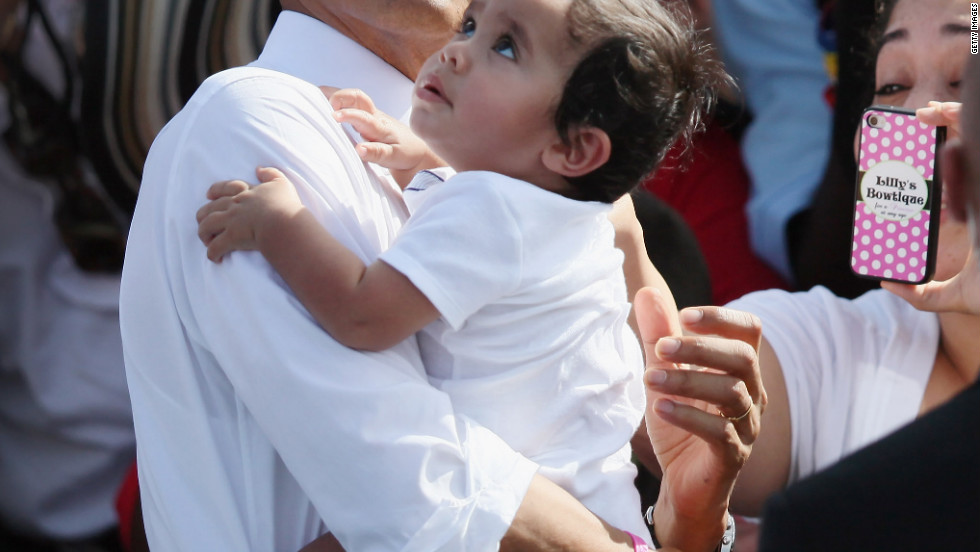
[869, 116, 880, 127]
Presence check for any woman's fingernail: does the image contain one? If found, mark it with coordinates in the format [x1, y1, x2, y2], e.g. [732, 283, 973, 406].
[646, 369, 667, 386]
[657, 337, 681, 355]
[680, 308, 703, 324]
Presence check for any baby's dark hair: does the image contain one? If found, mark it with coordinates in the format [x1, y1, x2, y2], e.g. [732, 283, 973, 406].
[555, 0, 731, 203]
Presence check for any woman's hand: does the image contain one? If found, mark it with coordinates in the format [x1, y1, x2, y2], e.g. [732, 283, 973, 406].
[916, 101, 961, 140]
[881, 101, 979, 315]
[881, 249, 979, 315]
[635, 287, 766, 552]
[196, 167, 303, 262]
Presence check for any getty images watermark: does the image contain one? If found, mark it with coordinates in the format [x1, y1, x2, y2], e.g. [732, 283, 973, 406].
[973, 3, 979, 54]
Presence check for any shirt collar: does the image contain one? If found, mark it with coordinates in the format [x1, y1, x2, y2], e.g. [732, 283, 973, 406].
[253, 10, 415, 121]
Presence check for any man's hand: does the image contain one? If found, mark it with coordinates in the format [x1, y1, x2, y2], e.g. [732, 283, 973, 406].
[323, 87, 444, 188]
[635, 287, 766, 552]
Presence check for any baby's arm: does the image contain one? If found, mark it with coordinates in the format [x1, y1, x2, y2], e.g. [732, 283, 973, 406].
[608, 193, 680, 339]
[608, 193, 682, 477]
[326, 87, 445, 188]
[196, 167, 439, 350]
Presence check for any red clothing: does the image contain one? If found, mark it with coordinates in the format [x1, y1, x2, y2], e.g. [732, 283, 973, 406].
[116, 462, 139, 550]
[644, 123, 790, 305]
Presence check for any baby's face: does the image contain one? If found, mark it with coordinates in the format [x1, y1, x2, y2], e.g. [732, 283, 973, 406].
[409, 0, 581, 182]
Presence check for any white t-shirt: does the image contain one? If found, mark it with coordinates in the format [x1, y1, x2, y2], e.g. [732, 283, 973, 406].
[728, 287, 938, 483]
[382, 170, 648, 539]
[121, 12, 537, 552]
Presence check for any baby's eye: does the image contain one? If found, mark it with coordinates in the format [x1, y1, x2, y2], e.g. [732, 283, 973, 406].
[493, 36, 516, 60]
[458, 17, 476, 38]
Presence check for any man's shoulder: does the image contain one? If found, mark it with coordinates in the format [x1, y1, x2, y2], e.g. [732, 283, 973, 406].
[157, 65, 334, 147]
[188, 66, 319, 110]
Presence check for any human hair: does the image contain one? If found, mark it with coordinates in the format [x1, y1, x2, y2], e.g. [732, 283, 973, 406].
[870, 0, 900, 57]
[554, 0, 731, 203]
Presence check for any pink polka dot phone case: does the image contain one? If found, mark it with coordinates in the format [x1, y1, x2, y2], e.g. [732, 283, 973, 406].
[851, 106, 946, 283]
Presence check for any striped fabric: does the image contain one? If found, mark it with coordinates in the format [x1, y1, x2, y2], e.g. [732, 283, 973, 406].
[80, 0, 279, 213]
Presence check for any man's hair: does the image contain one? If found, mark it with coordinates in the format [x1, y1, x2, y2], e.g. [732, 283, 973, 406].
[554, 0, 730, 203]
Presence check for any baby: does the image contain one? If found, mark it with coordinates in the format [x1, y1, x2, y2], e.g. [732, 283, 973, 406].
[197, 0, 726, 544]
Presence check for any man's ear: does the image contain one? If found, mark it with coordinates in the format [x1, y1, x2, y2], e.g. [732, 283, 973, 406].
[941, 138, 968, 223]
[542, 126, 611, 178]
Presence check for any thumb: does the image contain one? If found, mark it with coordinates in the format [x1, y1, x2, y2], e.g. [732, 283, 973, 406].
[881, 278, 968, 314]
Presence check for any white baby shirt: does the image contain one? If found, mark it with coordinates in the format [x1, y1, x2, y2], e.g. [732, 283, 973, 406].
[381, 170, 649, 540]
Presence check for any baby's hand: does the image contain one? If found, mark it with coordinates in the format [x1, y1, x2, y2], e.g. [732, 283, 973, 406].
[196, 167, 303, 262]
[323, 87, 443, 187]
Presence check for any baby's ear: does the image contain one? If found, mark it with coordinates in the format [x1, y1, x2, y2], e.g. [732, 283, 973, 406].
[542, 126, 611, 178]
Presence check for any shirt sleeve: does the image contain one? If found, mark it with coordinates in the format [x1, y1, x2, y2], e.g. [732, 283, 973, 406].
[128, 71, 537, 551]
[381, 173, 524, 330]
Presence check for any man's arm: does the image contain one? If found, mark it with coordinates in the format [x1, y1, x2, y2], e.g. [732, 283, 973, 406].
[303, 476, 637, 552]
[301, 287, 766, 552]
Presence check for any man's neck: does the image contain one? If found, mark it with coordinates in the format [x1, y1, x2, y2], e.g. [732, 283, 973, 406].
[278, 5, 461, 81]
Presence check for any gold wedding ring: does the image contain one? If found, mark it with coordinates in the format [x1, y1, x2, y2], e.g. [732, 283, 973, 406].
[721, 402, 753, 422]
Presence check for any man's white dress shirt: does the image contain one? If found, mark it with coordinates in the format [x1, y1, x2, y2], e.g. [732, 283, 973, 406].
[121, 11, 537, 552]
